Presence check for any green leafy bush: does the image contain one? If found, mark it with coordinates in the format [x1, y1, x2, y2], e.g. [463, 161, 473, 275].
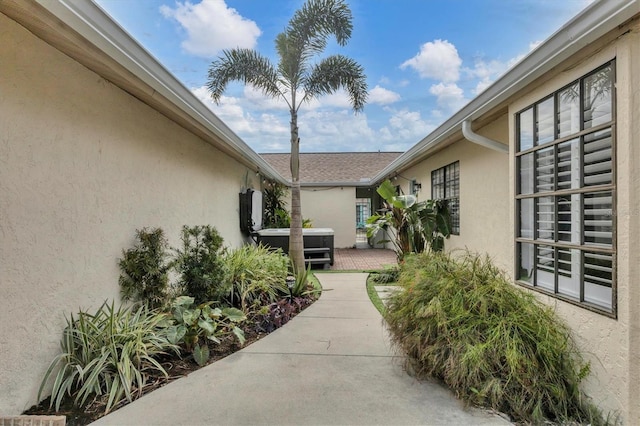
[385, 251, 603, 424]
[167, 296, 246, 366]
[118, 227, 172, 309]
[38, 302, 179, 414]
[222, 244, 289, 312]
[175, 225, 227, 304]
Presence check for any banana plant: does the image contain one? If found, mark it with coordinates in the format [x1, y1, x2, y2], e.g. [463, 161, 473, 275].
[366, 180, 451, 260]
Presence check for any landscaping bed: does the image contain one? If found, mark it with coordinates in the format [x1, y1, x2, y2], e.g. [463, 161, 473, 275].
[24, 295, 315, 425]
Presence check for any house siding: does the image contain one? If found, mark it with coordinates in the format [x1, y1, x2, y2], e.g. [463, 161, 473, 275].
[301, 187, 356, 248]
[0, 13, 254, 414]
[507, 28, 639, 422]
[399, 115, 511, 271]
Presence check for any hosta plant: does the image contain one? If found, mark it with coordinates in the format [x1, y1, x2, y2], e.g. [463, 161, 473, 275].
[38, 302, 179, 413]
[167, 296, 246, 366]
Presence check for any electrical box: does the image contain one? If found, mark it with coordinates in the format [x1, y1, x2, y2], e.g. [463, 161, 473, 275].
[239, 189, 263, 235]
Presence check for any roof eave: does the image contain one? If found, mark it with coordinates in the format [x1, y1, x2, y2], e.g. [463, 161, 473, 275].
[372, 0, 640, 184]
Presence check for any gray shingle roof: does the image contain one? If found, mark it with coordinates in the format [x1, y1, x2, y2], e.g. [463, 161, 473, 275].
[260, 152, 402, 184]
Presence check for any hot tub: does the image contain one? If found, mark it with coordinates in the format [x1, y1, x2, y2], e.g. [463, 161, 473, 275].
[256, 228, 334, 265]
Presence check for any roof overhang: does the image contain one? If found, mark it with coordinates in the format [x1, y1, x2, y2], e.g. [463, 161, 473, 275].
[372, 0, 640, 184]
[300, 181, 374, 188]
[0, 0, 287, 185]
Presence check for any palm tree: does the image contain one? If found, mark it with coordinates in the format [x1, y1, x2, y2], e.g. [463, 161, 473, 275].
[207, 0, 367, 275]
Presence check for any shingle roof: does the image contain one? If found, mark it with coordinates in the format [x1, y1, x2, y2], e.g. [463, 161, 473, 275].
[260, 152, 402, 184]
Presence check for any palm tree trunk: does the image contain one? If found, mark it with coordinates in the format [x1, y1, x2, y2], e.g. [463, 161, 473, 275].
[289, 109, 305, 275]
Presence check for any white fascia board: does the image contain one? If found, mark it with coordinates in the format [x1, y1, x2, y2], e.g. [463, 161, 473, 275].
[33, 0, 287, 185]
[372, 0, 640, 184]
[300, 181, 373, 188]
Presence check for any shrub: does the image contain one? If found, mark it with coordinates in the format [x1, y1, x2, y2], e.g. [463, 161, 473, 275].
[118, 227, 172, 309]
[166, 296, 246, 366]
[175, 225, 227, 304]
[38, 302, 179, 414]
[222, 244, 289, 312]
[385, 251, 603, 424]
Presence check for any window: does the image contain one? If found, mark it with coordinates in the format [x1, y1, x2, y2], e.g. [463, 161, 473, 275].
[515, 61, 615, 315]
[431, 161, 460, 235]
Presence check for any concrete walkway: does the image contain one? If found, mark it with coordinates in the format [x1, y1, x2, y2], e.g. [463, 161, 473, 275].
[92, 273, 508, 425]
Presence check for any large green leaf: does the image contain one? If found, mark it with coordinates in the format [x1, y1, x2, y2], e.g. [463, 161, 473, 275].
[193, 344, 210, 367]
[166, 325, 186, 345]
[197, 318, 216, 335]
[222, 307, 246, 322]
[232, 326, 246, 346]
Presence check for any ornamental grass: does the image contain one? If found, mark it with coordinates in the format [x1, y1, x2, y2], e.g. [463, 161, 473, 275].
[385, 251, 606, 424]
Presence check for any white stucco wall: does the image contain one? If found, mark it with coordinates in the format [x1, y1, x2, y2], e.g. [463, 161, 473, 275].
[507, 28, 640, 423]
[0, 13, 255, 414]
[300, 187, 356, 248]
[399, 116, 511, 271]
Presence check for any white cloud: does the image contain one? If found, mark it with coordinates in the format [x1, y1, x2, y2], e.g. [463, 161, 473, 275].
[428, 83, 466, 113]
[467, 40, 545, 95]
[160, 0, 261, 57]
[368, 85, 401, 105]
[379, 108, 434, 148]
[400, 39, 462, 82]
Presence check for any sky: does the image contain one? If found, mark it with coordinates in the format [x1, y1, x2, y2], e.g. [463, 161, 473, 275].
[94, 0, 591, 153]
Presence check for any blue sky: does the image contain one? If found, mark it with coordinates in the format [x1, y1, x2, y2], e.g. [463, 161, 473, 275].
[95, 0, 590, 153]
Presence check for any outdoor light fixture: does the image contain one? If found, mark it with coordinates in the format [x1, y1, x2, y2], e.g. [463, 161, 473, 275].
[286, 276, 295, 300]
[414, 182, 422, 191]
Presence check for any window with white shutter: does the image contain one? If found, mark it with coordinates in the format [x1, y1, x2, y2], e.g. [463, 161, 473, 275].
[515, 61, 616, 315]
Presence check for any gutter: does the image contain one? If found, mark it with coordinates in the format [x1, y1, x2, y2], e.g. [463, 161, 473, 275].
[14, 0, 287, 185]
[371, 0, 640, 183]
[461, 120, 508, 153]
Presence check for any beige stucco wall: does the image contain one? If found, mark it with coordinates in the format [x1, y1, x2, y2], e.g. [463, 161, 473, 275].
[398, 116, 511, 271]
[507, 26, 640, 423]
[0, 14, 255, 414]
[300, 187, 356, 248]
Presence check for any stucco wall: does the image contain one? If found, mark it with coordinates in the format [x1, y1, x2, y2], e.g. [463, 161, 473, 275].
[399, 116, 511, 271]
[300, 187, 356, 248]
[507, 28, 639, 422]
[0, 14, 254, 414]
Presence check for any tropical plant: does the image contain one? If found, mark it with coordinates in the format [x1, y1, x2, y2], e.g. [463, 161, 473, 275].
[166, 296, 246, 366]
[366, 179, 451, 260]
[222, 244, 289, 313]
[174, 225, 228, 305]
[207, 0, 367, 276]
[38, 302, 179, 414]
[287, 262, 320, 298]
[263, 181, 289, 228]
[118, 227, 172, 309]
[385, 251, 604, 424]
[274, 208, 313, 229]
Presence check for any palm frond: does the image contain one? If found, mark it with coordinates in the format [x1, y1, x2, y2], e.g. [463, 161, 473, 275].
[287, 0, 352, 53]
[207, 49, 284, 105]
[302, 54, 367, 112]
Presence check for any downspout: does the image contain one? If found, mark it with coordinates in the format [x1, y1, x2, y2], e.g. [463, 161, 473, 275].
[461, 120, 508, 153]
